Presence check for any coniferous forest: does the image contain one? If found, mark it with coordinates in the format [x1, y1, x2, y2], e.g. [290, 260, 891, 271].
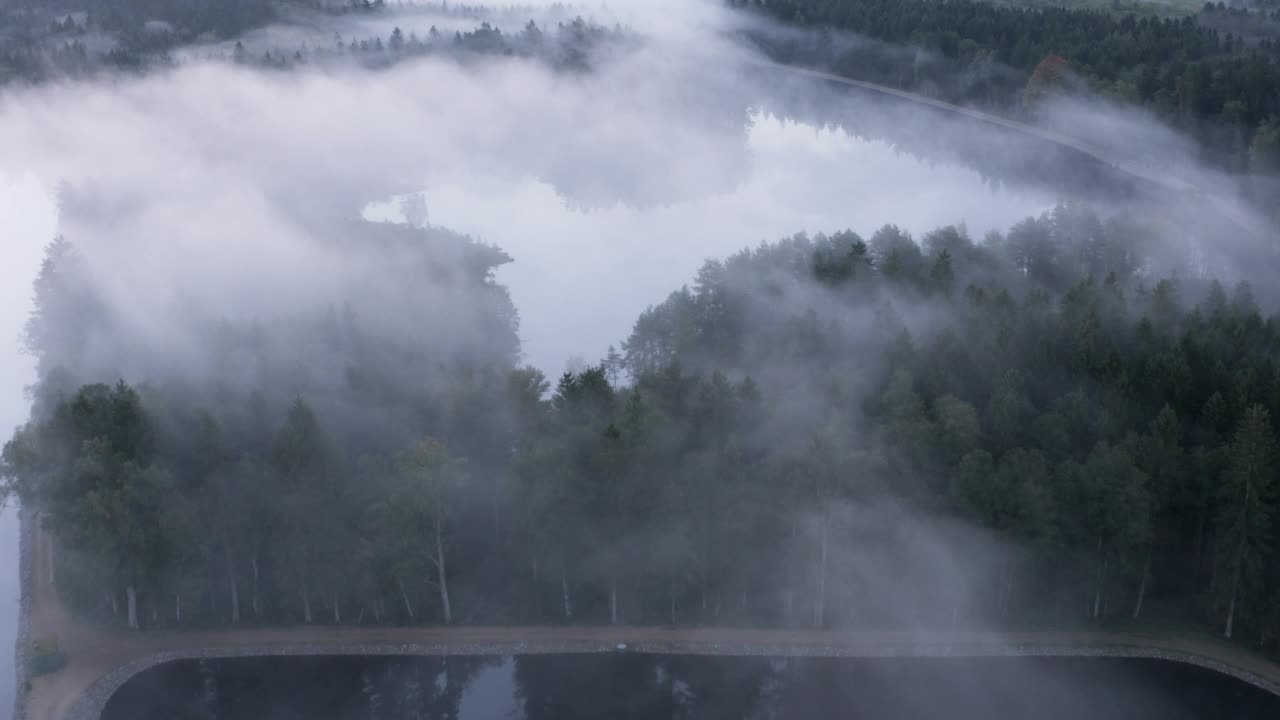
[6, 201, 1280, 660]
[731, 0, 1280, 174]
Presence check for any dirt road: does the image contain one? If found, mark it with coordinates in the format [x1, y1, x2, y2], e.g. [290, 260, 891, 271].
[19, 513, 1280, 720]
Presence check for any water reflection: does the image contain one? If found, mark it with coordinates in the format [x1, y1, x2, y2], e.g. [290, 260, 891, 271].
[104, 654, 1280, 720]
[367, 111, 1056, 374]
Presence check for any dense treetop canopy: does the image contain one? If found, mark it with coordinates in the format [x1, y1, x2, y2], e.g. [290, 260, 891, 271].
[731, 0, 1280, 176]
[6, 203, 1280, 657]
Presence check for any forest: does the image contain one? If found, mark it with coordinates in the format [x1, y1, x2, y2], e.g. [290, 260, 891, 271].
[5, 0, 1280, 178]
[0, 0, 623, 82]
[5, 200, 1280, 660]
[730, 0, 1280, 175]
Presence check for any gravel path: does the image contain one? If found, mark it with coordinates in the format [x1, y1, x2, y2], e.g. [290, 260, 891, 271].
[29, 620, 1280, 720]
[16, 514, 1280, 720]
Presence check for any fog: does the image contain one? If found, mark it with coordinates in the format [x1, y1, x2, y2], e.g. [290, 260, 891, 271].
[3, 0, 1277, 715]
[0, 172, 56, 711]
[0, 0, 1068, 380]
[365, 111, 1054, 372]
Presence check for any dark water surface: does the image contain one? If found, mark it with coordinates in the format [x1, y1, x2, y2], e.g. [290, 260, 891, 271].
[102, 654, 1280, 720]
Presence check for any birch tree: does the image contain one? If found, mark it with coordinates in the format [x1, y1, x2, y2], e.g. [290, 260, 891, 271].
[400, 438, 464, 624]
[1214, 405, 1276, 639]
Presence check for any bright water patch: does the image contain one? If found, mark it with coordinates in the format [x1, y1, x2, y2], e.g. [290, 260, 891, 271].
[366, 111, 1055, 376]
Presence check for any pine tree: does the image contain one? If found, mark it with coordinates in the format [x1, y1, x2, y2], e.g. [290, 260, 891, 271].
[1214, 405, 1276, 638]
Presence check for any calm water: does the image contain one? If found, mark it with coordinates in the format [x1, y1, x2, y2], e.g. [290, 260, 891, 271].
[103, 654, 1280, 720]
[364, 109, 1057, 375]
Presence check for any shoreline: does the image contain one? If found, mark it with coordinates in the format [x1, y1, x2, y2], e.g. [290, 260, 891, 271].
[53, 626, 1280, 720]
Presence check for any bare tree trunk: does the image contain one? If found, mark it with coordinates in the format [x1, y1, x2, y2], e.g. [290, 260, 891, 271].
[700, 571, 708, 616]
[1091, 538, 1106, 620]
[1092, 559, 1107, 620]
[669, 582, 677, 625]
[784, 589, 794, 626]
[1194, 510, 1207, 564]
[1132, 550, 1152, 620]
[302, 583, 313, 624]
[225, 545, 240, 624]
[397, 577, 415, 621]
[610, 580, 619, 625]
[1223, 483, 1252, 639]
[250, 554, 261, 618]
[997, 548, 1014, 616]
[1225, 572, 1240, 638]
[175, 592, 182, 625]
[126, 585, 139, 630]
[110, 590, 119, 618]
[814, 511, 830, 629]
[434, 504, 452, 624]
[333, 595, 341, 624]
[561, 573, 573, 620]
[1004, 560, 1017, 617]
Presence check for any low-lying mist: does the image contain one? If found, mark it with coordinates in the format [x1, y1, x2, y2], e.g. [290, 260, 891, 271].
[4, 1, 1280, 715]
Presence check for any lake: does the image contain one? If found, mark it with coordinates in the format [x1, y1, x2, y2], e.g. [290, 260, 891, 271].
[103, 654, 1280, 720]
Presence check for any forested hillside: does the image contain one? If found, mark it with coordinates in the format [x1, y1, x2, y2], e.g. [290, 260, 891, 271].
[0, 1, 622, 83]
[6, 204, 1280, 657]
[730, 0, 1280, 175]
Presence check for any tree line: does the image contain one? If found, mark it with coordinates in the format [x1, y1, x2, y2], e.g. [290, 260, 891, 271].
[1, 1, 610, 84]
[5, 203, 1280, 656]
[230, 19, 633, 74]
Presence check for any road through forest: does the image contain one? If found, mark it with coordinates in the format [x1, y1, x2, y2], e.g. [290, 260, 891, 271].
[21, 518, 1280, 720]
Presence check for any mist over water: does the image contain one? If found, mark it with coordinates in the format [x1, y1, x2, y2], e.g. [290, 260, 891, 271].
[366, 111, 1055, 374]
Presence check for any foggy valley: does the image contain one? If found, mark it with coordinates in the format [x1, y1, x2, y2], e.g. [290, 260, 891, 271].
[2, 0, 1280, 718]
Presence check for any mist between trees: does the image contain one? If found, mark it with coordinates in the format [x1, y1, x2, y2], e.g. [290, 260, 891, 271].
[4, 199, 1280, 657]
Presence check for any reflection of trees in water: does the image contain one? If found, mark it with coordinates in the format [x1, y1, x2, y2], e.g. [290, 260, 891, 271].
[103, 656, 496, 720]
[749, 68, 1142, 205]
[512, 656, 1280, 720]
[515, 654, 682, 720]
[513, 653, 776, 720]
[102, 655, 1280, 719]
[363, 656, 494, 720]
